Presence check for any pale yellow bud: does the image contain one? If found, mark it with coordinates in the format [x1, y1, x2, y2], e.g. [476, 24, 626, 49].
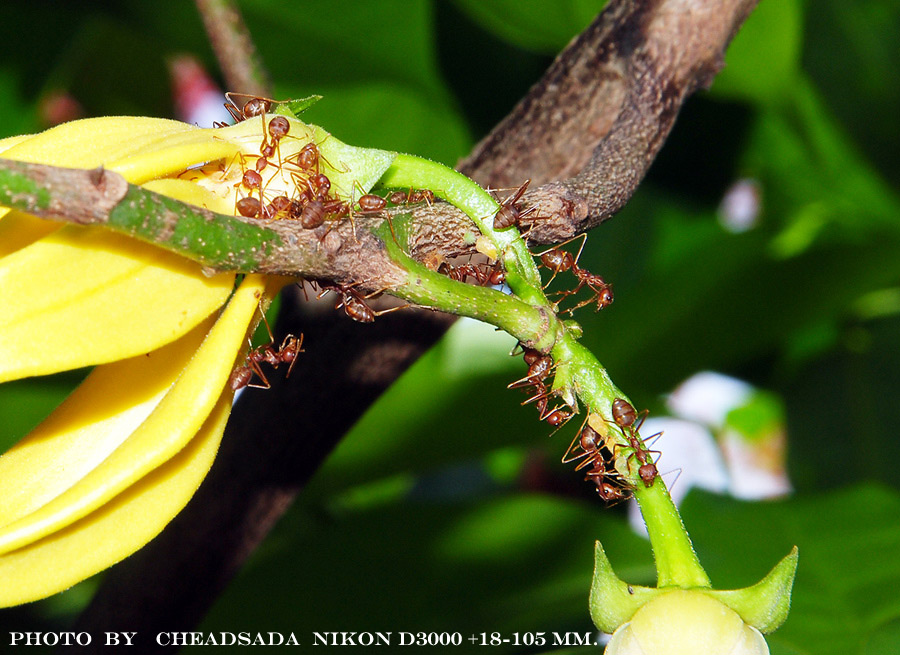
[606, 590, 769, 655]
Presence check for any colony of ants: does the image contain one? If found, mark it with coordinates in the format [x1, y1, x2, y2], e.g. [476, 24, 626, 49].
[558, 397, 661, 502]
[222, 93, 391, 235]
[505, 340, 661, 502]
[224, 95, 651, 503]
[223, 94, 418, 325]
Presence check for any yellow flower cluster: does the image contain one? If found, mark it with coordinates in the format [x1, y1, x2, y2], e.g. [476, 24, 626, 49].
[0, 115, 303, 606]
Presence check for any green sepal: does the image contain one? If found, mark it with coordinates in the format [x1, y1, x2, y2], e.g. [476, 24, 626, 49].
[309, 125, 396, 201]
[589, 541, 663, 633]
[276, 95, 323, 118]
[703, 546, 798, 633]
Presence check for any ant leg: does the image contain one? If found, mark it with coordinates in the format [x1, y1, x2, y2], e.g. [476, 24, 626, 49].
[246, 357, 271, 390]
[281, 333, 304, 379]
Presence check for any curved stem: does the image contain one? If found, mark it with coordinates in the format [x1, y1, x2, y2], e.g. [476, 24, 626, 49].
[380, 153, 710, 588]
[378, 154, 544, 299]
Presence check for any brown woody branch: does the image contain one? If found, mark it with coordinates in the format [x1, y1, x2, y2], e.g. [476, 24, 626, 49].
[2, 0, 758, 273]
[416, 0, 760, 246]
[194, 0, 272, 97]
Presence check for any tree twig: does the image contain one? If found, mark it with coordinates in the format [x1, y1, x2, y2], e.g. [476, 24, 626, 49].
[194, 0, 272, 97]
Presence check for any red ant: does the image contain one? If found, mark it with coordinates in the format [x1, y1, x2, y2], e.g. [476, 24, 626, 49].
[609, 398, 660, 487]
[536, 235, 614, 314]
[297, 173, 347, 229]
[508, 345, 552, 415]
[544, 406, 573, 427]
[612, 397, 645, 431]
[230, 334, 303, 390]
[317, 283, 406, 323]
[492, 179, 532, 230]
[224, 92, 278, 123]
[508, 353, 553, 389]
[358, 194, 387, 213]
[236, 196, 263, 218]
[229, 315, 304, 391]
[257, 114, 291, 167]
[289, 140, 340, 185]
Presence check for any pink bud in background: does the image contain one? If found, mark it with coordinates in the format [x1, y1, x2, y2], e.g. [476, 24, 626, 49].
[168, 54, 232, 127]
[38, 90, 84, 127]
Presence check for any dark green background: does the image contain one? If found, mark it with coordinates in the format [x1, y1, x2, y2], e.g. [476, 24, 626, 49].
[2, 1, 899, 653]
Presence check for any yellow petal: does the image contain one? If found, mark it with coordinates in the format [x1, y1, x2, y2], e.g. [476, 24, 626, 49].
[0, 390, 232, 607]
[0, 228, 235, 382]
[0, 134, 32, 152]
[0, 116, 233, 182]
[0, 316, 213, 526]
[0, 210, 57, 258]
[0, 274, 271, 556]
[1, 117, 240, 249]
[140, 177, 236, 214]
[0, 150, 242, 382]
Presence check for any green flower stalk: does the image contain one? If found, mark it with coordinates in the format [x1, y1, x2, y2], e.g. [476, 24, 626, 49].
[374, 152, 799, 649]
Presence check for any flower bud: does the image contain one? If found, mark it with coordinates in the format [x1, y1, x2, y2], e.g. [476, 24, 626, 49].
[605, 590, 769, 655]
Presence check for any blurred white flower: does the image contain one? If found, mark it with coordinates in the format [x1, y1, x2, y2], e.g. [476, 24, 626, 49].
[718, 179, 762, 233]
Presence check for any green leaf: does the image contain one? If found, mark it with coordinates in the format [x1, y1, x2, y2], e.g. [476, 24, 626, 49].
[708, 0, 803, 105]
[199, 494, 653, 643]
[451, 0, 609, 54]
[278, 95, 322, 117]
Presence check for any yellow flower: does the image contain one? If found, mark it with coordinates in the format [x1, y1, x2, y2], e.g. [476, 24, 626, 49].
[0, 112, 394, 606]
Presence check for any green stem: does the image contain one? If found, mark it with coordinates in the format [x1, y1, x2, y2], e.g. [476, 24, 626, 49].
[0, 159, 283, 272]
[379, 153, 710, 588]
[553, 335, 710, 588]
[377, 154, 544, 300]
[378, 222, 555, 349]
[110, 186, 282, 271]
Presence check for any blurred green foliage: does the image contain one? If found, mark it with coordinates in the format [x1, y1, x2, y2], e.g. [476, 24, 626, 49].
[1, 0, 899, 652]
